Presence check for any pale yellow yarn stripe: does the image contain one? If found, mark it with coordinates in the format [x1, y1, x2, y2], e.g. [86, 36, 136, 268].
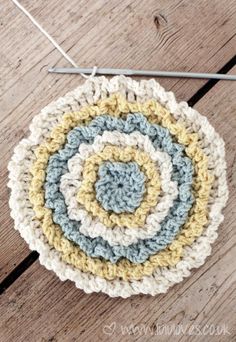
[77, 145, 160, 228]
[29, 94, 214, 281]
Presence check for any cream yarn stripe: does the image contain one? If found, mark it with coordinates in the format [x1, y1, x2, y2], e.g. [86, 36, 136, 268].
[8, 76, 228, 297]
[60, 130, 178, 246]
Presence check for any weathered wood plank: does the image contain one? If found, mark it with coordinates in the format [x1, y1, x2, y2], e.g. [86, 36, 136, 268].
[1, 66, 235, 342]
[1, 0, 236, 283]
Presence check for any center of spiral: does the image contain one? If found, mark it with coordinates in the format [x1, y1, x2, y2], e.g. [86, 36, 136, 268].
[95, 161, 146, 214]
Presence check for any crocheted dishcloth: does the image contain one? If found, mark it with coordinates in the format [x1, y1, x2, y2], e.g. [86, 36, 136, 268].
[8, 76, 228, 297]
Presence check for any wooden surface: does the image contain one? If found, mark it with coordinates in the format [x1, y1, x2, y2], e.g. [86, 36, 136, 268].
[0, 0, 236, 341]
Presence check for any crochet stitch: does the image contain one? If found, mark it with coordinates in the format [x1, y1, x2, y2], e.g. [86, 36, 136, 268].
[95, 161, 146, 214]
[8, 76, 228, 297]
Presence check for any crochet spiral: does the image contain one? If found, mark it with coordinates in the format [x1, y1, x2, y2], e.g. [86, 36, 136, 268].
[8, 76, 228, 297]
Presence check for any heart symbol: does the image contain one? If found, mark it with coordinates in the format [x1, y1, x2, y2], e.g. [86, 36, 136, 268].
[103, 322, 116, 335]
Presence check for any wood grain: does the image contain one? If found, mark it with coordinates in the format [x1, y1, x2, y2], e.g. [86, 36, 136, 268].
[1, 0, 236, 283]
[0, 63, 235, 342]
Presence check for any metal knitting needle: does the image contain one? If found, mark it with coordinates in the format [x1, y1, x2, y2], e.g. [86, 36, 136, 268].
[48, 67, 236, 81]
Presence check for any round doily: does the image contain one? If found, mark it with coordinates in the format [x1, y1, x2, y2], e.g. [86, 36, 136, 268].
[8, 76, 228, 297]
